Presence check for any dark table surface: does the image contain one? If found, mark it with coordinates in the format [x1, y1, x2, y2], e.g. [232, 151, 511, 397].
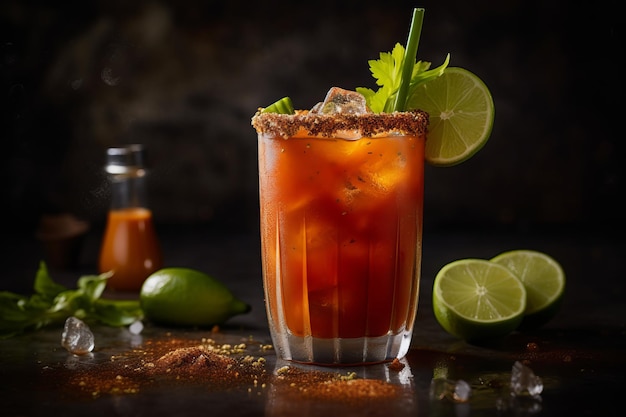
[1, 225, 625, 417]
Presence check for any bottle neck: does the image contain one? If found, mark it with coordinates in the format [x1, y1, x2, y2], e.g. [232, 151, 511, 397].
[109, 174, 148, 210]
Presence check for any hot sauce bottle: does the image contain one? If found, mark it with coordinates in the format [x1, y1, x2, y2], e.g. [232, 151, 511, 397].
[99, 144, 163, 292]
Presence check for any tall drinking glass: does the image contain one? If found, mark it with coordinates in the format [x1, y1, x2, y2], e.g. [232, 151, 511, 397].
[253, 108, 428, 365]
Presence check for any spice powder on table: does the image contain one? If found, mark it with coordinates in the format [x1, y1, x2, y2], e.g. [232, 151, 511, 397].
[270, 365, 407, 404]
[57, 334, 271, 398]
[51, 331, 408, 403]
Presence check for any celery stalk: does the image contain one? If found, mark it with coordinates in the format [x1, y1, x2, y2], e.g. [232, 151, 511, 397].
[393, 8, 424, 112]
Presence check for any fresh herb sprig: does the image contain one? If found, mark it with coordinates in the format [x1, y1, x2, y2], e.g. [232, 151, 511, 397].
[356, 7, 450, 113]
[0, 262, 143, 339]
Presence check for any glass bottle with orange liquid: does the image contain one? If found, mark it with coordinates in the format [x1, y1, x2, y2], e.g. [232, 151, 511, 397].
[99, 144, 163, 292]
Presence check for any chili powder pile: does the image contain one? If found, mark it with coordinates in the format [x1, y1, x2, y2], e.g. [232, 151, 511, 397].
[56, 334, 271, 398]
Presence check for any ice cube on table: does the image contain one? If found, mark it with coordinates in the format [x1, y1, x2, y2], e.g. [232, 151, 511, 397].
[313, 87, 370, 115]
[511, 361, 543, 397]
[61, 316, 95, 355]
[430, 377, 471, 402]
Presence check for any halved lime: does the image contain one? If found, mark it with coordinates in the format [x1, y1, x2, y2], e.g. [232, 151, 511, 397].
[491, 250, 565, 329]
[432, 259, 526, 342]
[407, 67, 495, 166]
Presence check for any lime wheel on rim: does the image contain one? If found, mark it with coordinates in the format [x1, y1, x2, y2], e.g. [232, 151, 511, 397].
[408, 67, 495, 166]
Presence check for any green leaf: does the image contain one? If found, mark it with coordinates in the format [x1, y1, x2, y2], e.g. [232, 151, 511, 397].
[356, 85, 393, 114]
[0, 292, 31, 321]
[25, 294, 54, 312]
[33, 262, 67, 299]
[0, 261, 144, 338]
[412, 61, 432, 79]
[49, 289, 83, 313]
[357, 9, 450, 113]
[77, 273, 110, 303]
[0, 291, 59, 338]
[410, 54, 450, 89]
[369, 44, 405, 89]
[358, 44, 406, 113]
[360, 50, 449, 113]
[93, 299, 143, 327]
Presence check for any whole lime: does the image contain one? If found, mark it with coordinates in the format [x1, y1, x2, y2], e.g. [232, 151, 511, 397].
[140, 267, 250, 327]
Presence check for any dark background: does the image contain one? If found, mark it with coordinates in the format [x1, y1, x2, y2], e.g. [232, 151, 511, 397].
[1, 0, 623, 286]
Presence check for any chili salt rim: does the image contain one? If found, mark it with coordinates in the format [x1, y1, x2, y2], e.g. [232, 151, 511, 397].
[251, 109, 429, 139]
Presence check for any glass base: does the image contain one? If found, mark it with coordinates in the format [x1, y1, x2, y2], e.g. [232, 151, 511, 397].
[270, 329, 413, 365]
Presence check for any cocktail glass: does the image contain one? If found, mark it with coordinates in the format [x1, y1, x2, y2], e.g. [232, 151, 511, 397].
[253, 89, 428, 365]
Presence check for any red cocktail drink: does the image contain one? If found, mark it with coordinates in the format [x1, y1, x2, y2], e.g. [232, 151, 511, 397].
[254, 109, 427, 364]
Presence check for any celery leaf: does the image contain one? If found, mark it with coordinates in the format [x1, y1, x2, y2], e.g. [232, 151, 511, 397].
[358, 44, 449, 113]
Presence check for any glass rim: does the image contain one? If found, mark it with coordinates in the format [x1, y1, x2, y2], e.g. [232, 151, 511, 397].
[251, 109, 429, 139]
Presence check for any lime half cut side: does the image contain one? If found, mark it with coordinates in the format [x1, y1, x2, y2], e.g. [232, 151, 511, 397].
[408, 67, 495, 166]
[491, 250, 566, 329]
[432, 259, 526, 342]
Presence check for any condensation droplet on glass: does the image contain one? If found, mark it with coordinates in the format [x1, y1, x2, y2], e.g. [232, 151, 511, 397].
[101, 67, 120, 86]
